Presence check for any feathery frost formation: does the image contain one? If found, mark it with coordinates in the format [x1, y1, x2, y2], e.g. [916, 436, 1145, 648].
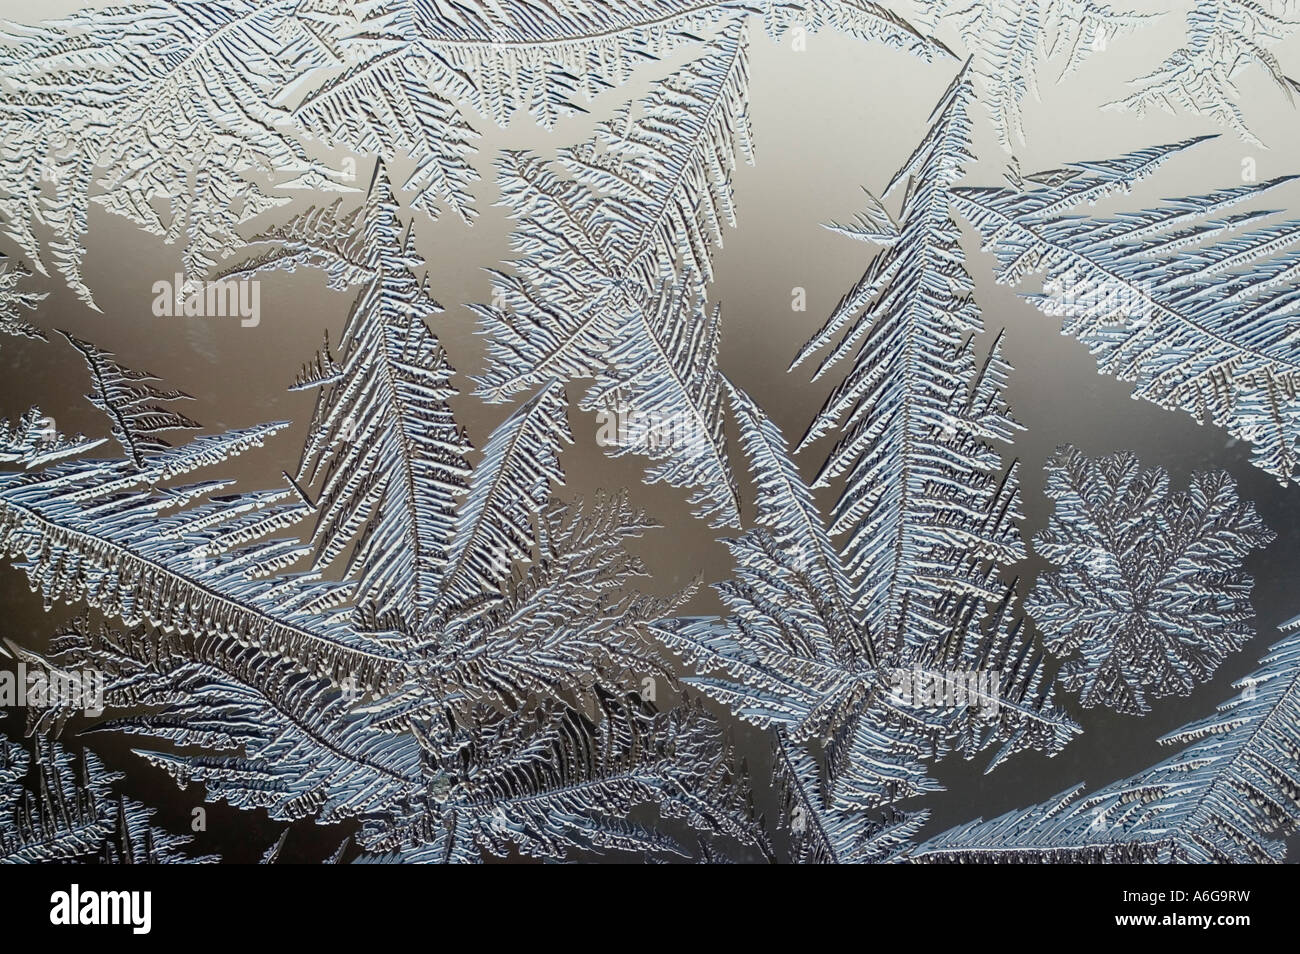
[0, 0, 1296, 864]
[907, 617, 1300, 863]
[955, 136, 1300, 484]
[1028, 446, 1274, 715]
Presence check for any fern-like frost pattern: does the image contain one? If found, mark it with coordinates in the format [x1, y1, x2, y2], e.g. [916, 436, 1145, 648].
[1028, 446, 1274, 715]
[0, 0, 1298, 867]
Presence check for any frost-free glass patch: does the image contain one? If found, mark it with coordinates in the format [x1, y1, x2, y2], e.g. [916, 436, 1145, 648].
[0, 0, 1297, 869]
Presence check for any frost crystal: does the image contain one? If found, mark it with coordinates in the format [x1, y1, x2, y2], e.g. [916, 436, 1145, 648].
[1029, 446, 1274, 714]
